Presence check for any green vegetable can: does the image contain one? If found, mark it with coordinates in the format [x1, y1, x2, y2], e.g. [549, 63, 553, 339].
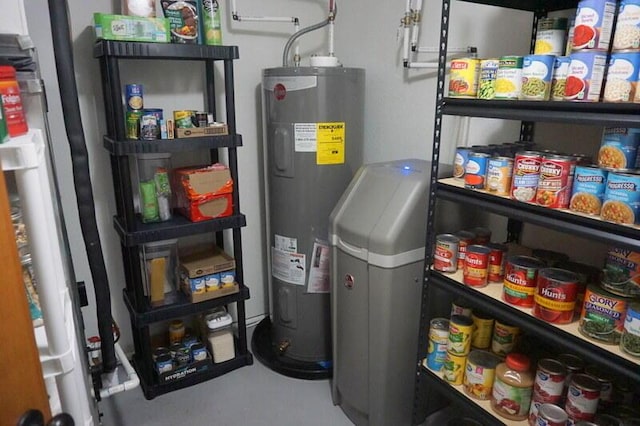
[478, 59, 499, 100]
[579, 284, 628, 344]
[520, 54, 555, 101]
[621, 302, 640, 357]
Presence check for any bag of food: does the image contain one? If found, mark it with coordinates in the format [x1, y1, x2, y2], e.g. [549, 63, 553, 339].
[161, 0, 200, 44]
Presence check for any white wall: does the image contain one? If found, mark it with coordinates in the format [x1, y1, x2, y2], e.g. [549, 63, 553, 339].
[25, 0, 537, 352]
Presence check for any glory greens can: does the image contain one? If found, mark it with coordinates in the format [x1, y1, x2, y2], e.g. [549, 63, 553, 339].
[579, 284, 628, 344]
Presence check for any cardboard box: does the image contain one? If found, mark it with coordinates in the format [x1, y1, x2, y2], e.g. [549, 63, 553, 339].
[94, 13, 170, 43]
[182, 282, 239, 304]
[179, 193, 233, 222]
[176, 124, 228, 138]
[175, 165, 233, 199]
[180, 246, 236, 278]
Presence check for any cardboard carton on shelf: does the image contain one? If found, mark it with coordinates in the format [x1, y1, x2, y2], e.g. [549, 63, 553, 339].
[175, 123, 228, 138]
[179, 246, 239, 303]
[173, 164, 234, 222]
[93, 13, 170, 43]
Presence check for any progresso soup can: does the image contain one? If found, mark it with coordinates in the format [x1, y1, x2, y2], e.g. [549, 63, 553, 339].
[520, 54, 555, 100]
[551, 56, 572, 101]
[495, 56, 524, 99]
[571, 0, 617, 51]
[597, 127, 640, 171]
[603, 52, 640, 102]
[478, 58, 499, 99]
[449, 58, 480, 98]
[612, 0, 640, 51]
[565, 52, 608, 101]
[535, 17, 569, 56]
[601, 172, 640, 225]
[570, 166, 608, 215]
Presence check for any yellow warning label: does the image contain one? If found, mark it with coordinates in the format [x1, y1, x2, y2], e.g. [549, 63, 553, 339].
[316, 122, 345, 165]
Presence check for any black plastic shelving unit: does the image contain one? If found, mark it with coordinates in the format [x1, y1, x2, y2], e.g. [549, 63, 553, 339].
[413, 1, 640, 424]
[95, 40, 253, 399]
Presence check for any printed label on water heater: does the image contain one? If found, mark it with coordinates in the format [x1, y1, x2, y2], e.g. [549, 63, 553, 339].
[317, 122, 345, 165]
[271, 246, 306, 286]
[307, 241, 330, 294]
[274, 234, 297, 252]
[294, 123, 317, 152]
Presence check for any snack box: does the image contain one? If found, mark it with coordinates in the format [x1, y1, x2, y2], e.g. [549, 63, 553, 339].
[176, 123, 228, 138]
[94, 13, 170, 43]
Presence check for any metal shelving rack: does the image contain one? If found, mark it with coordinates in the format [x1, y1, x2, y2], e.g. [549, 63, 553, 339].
[94, 40, 253, 399]
[413, 1, 640, 424]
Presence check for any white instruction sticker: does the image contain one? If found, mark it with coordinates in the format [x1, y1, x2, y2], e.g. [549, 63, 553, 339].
[274, 234, 297, 253]
[307, 241, 330, 294]
[271, 247, 306, 286]
[294, 123, 317, 152]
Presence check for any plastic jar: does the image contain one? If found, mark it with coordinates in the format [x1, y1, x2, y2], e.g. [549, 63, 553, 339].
[206, 309, 235, 363]
[0, 65, 28, 137]
[168, 319, 185, 344]
[491, 353, 534, 421]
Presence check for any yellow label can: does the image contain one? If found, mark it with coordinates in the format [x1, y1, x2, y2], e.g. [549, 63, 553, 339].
[449, 58, 480, 98]
[443, 351, 467, 385]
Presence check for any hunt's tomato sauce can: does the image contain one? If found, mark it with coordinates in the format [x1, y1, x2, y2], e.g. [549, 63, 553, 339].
[487, 243, 507, 282]
[434, 234, 460, 273]
[456, 230, 476, 269]
[503, 256, 546, 307]
[533, 268, 580, 324]
[511, 151, 542, 202]
[536, 155, 577, 209]
[464, 245, 491, 288]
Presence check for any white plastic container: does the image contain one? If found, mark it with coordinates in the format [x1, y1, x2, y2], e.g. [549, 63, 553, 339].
[206, 309, 235, 363]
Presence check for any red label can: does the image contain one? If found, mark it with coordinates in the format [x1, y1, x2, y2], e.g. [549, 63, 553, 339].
[511, 151, 542, 202]
[533, 268, 580, 324]
[434, 234, 460, 273]
[536, 154, 576, 208]
[456, 230, 476, 269]
[463, 245, 491, 287]
[487, 243, 507, 282]
[503, 255, 546, 307]
[533, 359, 567, 404]
[565, 374, 601, 423]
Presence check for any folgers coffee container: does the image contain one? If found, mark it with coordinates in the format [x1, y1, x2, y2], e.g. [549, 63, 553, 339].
[449, 58, 480, 98]
[520, 54, 555, 101]
[454, 146, 473, 179]
[464, 245, 491, 287]
[579, 284, 628, 344]
[535, 17, 569, 56]
[601, 172, 640, 225]
[511, 151, 542, 202]
[571, 0, 617, 51]
[433, 234, 460, 273]
[603, 52, 640, 102]
[491, 320, 521, 357]
[570, 166, 608, 215]
[613, 0, 640, 51]
[487, 243, 507, 282]
[503, 255, 546, 308]
[564, 373, 601, 424]
[551, 56, 572, 101]
[463, 350, 500, 400]
[456, 230, 476, 269]
[597, 127, 640, 171]
[495, 56, 524, 99]
[465, 152, 490, 189]
[448, 315, 474, 355]
[0, 65, 28, 137]
[535, 155, 576, 209]
[565, 52, 608, 102]
[532, 268, 581, 324]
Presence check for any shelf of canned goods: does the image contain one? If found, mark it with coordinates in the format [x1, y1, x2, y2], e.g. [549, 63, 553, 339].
[414, 0, 640, 425]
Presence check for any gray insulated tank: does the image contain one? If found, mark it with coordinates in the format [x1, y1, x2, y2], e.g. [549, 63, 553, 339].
[262, 66, 365, 363]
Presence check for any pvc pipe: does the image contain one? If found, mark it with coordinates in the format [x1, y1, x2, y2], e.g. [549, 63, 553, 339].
[411, 0, 423, 49]
[402, 0, 411, 63]
[328, 20, 335, 57]
[231, 0, 298, 23]
[100, 343, 140, 398]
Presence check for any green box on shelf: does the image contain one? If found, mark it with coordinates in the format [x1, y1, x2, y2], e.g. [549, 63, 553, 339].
[93, 13, 170, 43]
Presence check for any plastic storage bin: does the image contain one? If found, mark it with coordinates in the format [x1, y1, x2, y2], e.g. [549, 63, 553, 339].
[141, 239, 178, 306]
[136, 153, 172, 223]
[206, 308, 235, 363]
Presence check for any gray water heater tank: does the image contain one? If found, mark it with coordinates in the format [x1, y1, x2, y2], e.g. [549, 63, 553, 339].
[262, 66, 365, 363]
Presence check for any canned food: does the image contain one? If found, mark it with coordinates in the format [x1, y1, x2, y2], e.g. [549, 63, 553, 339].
[565, 52, 608, 102]
[173, 110, 195, 129]
[487, 157, 514, 195]
[612, 0, 640, 51]
[465, 152, 490, 189]
[570, 166, 608, 215]
[557, 353, 585, 393]
[571, 0, 617, 51]
[463, 350, 500, 400]
[434, 234, 460, 273]
[503, 255, 546, 307]
[601, 172, 640, 225]
[594, 414, 624, 426]
[495, 56, 524, 99]
[535, 17, 569, 56]
[536, 155, 576, 209]
[472, 227, 492, 244]
[152, 346, 170, 361]
[182, 333, 198, 348]
[520, 55, 555, 100]
[471, 311, 494, 349]
[572, 154, 593, 166]
[565, 373, 601, 424]
[478, 58, 499, 100]
[464, 245, 491, 287]
[190, 342, 208, 362]
[126, 110, 142, 140]
[454, 146, 473, 179]
[155, 353, 173, 374]
[511, 151, 542, 202]
[533, 268, 580, 324]
[451, 299, 473, 318]
[534, 359, 567, 404]
[621, 302, 640, 357]
[196, 111, 208, 127]
[603, 53, 640, 102]
[491, 320, 520, 357]
[449, 58, 480, 98]
[126, 84, 143, 111]
[603, 246, 640, 297]
[556, 260, 600, 316]
[598, 127, 640, 171]
[448, 315, 474, 355]
[443, 351, 467, 385]
[429, 317, 451, 344]
[535, 403, 569, 426]
[532, 249, 570, 267]
[487, 243, 507, 282]
[550, 56, 572, 101]
[456, 230, 476, 269]
[428, 318, 450, 370]
[140, 109, 163, 140]
[579, 284, 628, 344]
[566, 17, 577, 55]
[584, 365, 614, 406]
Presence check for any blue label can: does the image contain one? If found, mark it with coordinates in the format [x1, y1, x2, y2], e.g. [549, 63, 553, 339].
[454, 147, 473, 179]
[598, 127, 640, 171]
[465, 152, 490, 189]
[521, 54, 555, 100]
[190, 342, 208, 362]
[427, 318, 449, 371]
[602, 172, 640, 224]
[126, 84, 143, 111]
[603, 52, 640, 102]
[570, 166, 609, 215]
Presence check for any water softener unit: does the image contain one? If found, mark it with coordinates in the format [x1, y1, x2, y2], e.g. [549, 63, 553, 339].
[253, 66, 364, 377]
